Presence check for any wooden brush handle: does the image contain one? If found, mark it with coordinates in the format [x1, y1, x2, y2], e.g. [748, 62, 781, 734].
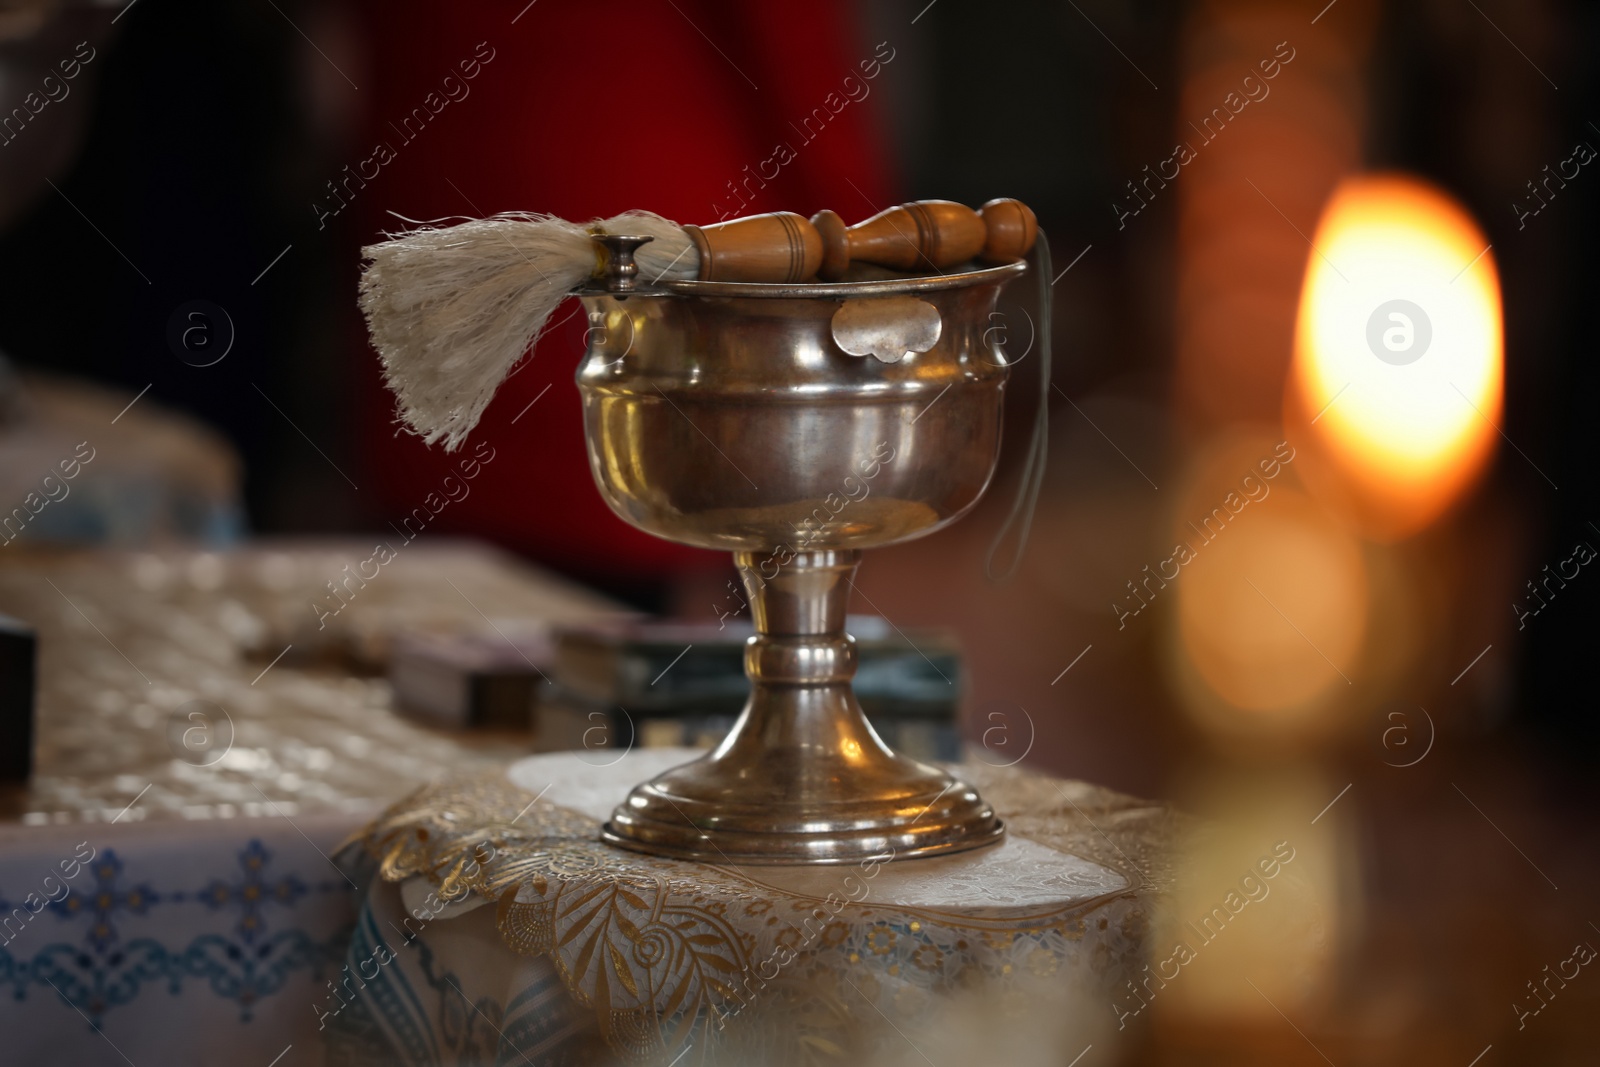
[679, 200, 1038, 283]
[682, 212, 822, 283]
[810, 198, 1037, 280]
[810, 200, 983, 279]
[976, 198, 1038, 265]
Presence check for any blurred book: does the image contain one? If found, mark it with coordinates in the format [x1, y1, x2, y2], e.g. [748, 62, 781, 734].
[0, 613, 35, 782]
[536, 616, 963, 762]
[389, 624, 551, 729]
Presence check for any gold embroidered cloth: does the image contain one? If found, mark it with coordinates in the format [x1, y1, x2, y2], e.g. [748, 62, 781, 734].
[0, 542, 616, 824]
[343, 750, 1186, 1064]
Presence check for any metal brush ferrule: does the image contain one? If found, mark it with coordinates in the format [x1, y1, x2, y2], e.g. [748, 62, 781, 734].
[589, 233, 654, 295]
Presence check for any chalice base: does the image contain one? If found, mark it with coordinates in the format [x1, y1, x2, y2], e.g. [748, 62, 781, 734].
[600, 550, 1004, 864]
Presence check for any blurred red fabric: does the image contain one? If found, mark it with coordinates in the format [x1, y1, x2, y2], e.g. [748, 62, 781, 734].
[349, 0, 897, 581]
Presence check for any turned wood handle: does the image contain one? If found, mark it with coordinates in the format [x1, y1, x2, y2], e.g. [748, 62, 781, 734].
[682, 212, 822, 284]
[808, 200, 983, 281]
[680, 200, 1038, 283]
[809, 198, 1038, 280]
[976, 198, 1038, 264]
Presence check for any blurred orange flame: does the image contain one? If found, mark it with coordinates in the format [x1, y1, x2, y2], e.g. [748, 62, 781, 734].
[1289, 174, 1503, 538]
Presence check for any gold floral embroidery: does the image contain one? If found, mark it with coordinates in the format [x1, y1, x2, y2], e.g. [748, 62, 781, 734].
[348, 765, 1181, 1063]
[1027, 947, 1059, 977]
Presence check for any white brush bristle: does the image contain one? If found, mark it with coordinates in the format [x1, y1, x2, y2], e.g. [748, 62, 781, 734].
[359, 210, 697, 451]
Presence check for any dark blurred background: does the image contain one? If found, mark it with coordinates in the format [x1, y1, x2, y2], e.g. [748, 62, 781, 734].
[3, 0, 1593, 768]
[0, 0, 1596, 1060]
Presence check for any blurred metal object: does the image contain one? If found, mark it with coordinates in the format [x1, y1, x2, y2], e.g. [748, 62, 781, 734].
[0, 2, 115, 228]
[0, 372, 245, 547]
[0, 2, 55, 46]
[577, 255, 1025, 863]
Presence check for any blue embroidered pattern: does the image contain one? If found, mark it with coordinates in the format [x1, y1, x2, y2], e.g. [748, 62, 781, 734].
[47, 850, 159, 953]
[0, 840, 352, 1026]
[197, 839, 310, 945]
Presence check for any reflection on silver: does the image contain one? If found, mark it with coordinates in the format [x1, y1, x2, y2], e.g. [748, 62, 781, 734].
[576, 259, 1026, 863]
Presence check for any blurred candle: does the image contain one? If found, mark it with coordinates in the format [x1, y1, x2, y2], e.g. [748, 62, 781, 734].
[1287, 174, 1503, 540]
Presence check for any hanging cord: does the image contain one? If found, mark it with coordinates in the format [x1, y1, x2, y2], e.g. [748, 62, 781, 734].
[984, 230, 1053, 582]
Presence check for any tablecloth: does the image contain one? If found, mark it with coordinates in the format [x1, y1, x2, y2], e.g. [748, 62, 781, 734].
[0, 814, 361, 1066]
[331, 749, 1188, 1066]
[0, 542, 620, 1066]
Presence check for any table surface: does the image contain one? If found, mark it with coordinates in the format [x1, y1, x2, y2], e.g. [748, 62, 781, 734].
[0, 540, 618, 826]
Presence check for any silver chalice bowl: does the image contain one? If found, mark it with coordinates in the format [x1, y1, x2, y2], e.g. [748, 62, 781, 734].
[576, 243, 1026, 864]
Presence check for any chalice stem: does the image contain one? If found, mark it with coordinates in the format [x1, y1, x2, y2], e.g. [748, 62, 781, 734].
[718, 549, 896, 779]
[599, 545, 1001, 863]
